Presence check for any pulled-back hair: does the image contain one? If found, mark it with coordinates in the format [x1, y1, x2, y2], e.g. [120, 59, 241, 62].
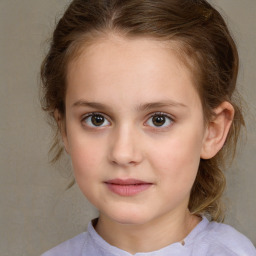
[40, 0, 244, 221]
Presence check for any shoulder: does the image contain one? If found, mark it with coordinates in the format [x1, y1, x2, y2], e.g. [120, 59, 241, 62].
[200, 220, 256, 256]
[41, 232, 88, 256]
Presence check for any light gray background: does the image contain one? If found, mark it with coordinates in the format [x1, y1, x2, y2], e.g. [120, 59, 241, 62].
[0, 1, 255, 255]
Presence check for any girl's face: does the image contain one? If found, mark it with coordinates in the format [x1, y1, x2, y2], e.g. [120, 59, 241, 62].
[63, 35, 207, 225]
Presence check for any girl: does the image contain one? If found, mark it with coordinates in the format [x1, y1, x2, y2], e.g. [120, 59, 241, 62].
[40, 0, 256, 255]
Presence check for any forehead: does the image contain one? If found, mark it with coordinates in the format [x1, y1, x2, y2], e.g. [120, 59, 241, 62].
[66, 34, 200, 108]
[67, 34, 196, 80]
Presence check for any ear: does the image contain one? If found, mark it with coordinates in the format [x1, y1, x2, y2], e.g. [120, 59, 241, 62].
[54, 109, 70, 154]
[200, 101, 234, 159]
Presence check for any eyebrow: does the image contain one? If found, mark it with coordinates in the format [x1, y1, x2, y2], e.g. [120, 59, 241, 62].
[136, 101, 188, 111]
[72, 100, 188, 111]
[72, 101, 111, 110]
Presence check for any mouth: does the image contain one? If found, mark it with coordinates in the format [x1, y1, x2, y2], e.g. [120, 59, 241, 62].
[104, 179, 153, 196]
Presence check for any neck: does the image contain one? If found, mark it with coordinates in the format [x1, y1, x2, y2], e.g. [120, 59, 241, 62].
[95, 210, 201, 254]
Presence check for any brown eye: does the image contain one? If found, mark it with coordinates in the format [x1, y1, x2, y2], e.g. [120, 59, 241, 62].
[83, 113, 110, 127]
[152, 115, 166, 127]
[146, 113, 173, 128]
[91, 114, 105, 126]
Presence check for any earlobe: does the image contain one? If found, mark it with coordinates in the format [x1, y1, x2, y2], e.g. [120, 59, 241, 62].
[54, 109, 70, 154]
[200, 102, 234, 159]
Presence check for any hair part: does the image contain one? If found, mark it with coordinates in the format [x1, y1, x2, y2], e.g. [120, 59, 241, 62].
[40, 0, 245, 221]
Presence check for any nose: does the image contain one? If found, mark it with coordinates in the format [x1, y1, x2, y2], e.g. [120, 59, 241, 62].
[108, 125, 143, 167]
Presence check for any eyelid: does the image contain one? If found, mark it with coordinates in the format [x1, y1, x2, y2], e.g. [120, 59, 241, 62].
[144, 111, 175, 128]
[81, 111, 109, 120]
[147, 111, 175, 121]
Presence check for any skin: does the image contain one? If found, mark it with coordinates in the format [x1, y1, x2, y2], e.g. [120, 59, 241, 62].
[59, 34, 234, 254]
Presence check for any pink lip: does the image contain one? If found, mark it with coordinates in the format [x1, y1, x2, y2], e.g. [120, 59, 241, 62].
[105, 179, 153, 196]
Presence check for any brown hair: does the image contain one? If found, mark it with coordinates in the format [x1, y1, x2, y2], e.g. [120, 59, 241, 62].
[40, 0, 244, 221]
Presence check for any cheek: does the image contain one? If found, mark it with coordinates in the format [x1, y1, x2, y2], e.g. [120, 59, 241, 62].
[149, 133, 202, 188]
[69, 140, 105, 205]
[68, 136, 105, 181]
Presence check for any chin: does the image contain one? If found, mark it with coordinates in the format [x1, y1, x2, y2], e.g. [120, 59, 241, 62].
[104, 207, 154, 226]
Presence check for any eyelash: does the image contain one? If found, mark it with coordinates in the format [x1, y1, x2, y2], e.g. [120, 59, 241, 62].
[81, 112, 174, 129]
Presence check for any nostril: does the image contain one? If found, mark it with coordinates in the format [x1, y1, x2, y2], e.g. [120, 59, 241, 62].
[111, 158, 138, 167]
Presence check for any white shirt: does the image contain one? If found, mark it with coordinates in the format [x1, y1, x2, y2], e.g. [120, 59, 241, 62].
[41, 216, 256, 256]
